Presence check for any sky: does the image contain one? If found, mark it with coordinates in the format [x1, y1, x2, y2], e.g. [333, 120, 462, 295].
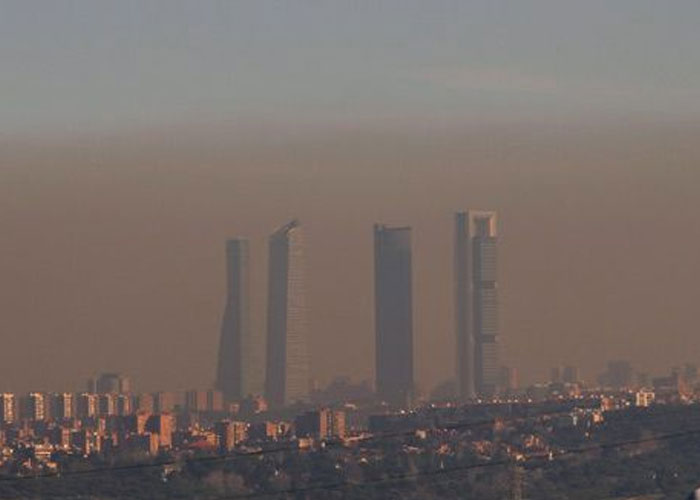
[1, 1, 699, 394]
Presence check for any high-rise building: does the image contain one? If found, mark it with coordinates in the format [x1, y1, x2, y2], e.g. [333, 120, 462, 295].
[76, 393, 98, 419]
[455, 211, 500, 400]
[52, 393, 74, 421]
[116, 394, 132, 416]
[374, 224, 414, 408]
[215, 420, 248, 452]
[23, 392, 47, 421]
[185, 390, 208, 412]
[135, 393, 154, 413]
[265, 220, 310, 407]
[0, 394, 16, 424]
[152, 392, 175, 413]
[295, 408, 346, 440]
[207, 390, 224, 412]
[146, 413, 174, 448]
[98, 394, 116, 416]
[216, 239, 262, 402]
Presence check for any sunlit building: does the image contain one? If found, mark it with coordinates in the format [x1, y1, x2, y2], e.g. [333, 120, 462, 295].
[0, 393, 16, 424]
[76, 393, 98, 419]
[52, 393, 74, 420]
[455, 210, 500, 400]
[23, 392, 47, 422]
[265, 220, 310, 407]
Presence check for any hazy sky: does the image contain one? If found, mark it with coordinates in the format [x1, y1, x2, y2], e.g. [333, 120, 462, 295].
[1, 2, 699, 393]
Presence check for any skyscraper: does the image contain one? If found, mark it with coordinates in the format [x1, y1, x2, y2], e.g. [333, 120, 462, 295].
[216, 239, 262, 402]
[265, 220, 310, 407]
[455, 211, 499, 400]
[374, 224, 414, 407]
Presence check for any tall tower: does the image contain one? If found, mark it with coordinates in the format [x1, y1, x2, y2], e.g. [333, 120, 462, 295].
[216, 239, 261, 402]
[374, 224, 414, 408]
[265, 220, 310, 407]
[455, 211, 499, 400]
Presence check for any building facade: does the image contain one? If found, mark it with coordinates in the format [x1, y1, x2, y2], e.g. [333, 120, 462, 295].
[0, 393, 16, 424]
[455, 211, 500, 400]
[216, 239, 262, 402]
[265, 220, 310, 407]
[374, 224, 414, 408]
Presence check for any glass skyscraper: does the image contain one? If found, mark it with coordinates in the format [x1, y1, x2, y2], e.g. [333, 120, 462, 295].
[374, 224, 414, 408]
[216, 239, 261, 402]
[455, 211, 499, 400]
[265, 220, 310, 407]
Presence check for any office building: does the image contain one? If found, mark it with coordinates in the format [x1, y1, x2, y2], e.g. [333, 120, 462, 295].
[185, 390, 208, 412]
[98, 394, 116, 416]
[146, 413, 174, 448]
[23, 392, 47, 422]
[216, 239, 262, 402]
[0, 394, 16, 424]
[374, 224, 414, 407]
[135, 393, 154, 413]
[76, 393, 98, 419]
[295, 408, 346, 439]
[455, 210, 500, 400]
[52, 393, 74, 420]
[153, 392, 175, 413]
[265, 220, 310, 407]
[215, 420, 248, 452]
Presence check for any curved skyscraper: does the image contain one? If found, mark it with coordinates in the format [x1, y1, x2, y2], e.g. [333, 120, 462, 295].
[455, 211, 499, 400]
[374, 224, 414, 408]
[216, 239, 262, 402]
[265, 220, 310, 407]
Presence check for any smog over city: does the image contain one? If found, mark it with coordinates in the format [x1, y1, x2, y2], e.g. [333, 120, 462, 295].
[1, 2, 700, 499]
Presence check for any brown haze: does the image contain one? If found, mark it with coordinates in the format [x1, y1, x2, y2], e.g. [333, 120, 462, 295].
[1, 117, 699, 394]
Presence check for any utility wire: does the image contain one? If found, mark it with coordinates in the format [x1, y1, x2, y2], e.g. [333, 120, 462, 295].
[0, 402, 696, 483]
[0, 405, 588, 482]
[215, 424, 700, 499]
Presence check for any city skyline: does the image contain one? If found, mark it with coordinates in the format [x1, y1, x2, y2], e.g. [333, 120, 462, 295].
[1, 2, 698, 495]
[2, 1, 699, 396]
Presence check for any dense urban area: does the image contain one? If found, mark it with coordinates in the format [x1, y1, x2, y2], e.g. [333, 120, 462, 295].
[2, 364, 700, 499]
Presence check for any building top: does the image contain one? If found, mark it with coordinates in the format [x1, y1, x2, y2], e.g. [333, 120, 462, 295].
[271, 219, 301, 237]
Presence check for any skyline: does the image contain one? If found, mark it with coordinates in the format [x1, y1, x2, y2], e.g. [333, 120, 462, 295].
[2, 140, 700, 394]
[2, 2, 699, 496]
[1, 2, 700, 396]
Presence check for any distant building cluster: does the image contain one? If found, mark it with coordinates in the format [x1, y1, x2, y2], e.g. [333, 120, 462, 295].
[215, 210, 506, 412]
[216, 220, 310, 409]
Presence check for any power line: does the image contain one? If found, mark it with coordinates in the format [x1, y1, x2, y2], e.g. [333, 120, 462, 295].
[0, 404, 584, 482]
[0, 402, 696, 484]
[214, 425, 700, 499]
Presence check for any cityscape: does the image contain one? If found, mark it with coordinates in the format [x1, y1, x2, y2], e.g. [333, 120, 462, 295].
[3, 1, 700, 499]
[2, 211, 700, 499]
